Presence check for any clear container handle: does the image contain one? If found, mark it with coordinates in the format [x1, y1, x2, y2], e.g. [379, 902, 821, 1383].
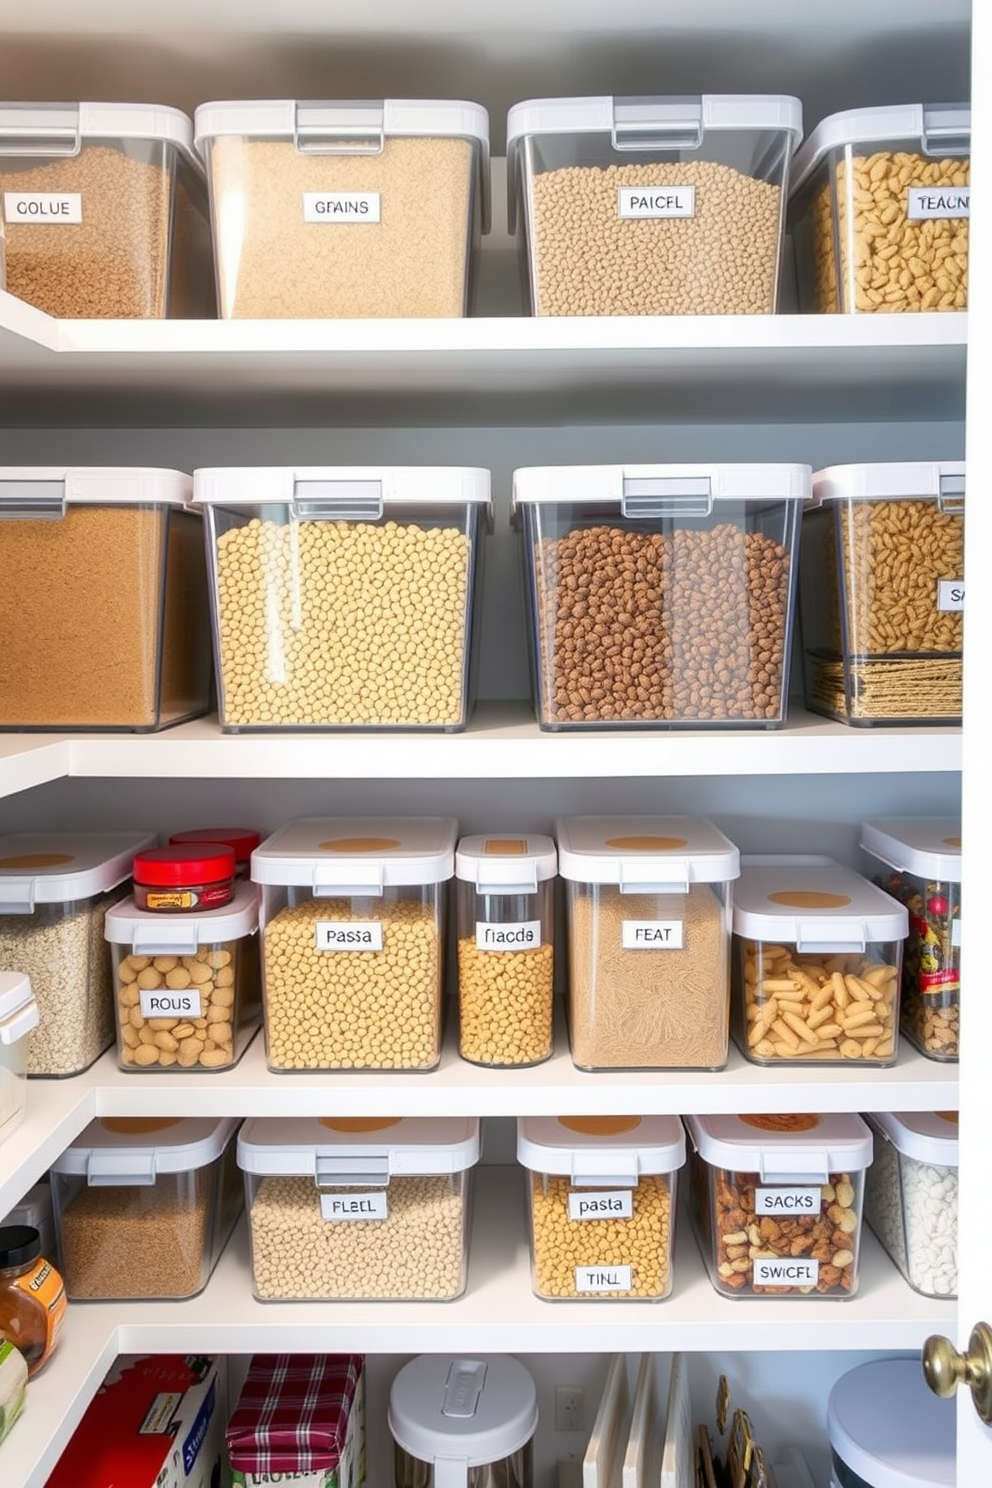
[621, 475, 713, 519]
[292, 479, 384, 522]
[938, 472, 965, 515]
[295, 101, 385, 155]
[922, 104, 971, 158]
[612, 96, 703, 152]
[0, 480, 66, 520]
[0, 106, 81, 157]
[315, 1154, 390, 1188]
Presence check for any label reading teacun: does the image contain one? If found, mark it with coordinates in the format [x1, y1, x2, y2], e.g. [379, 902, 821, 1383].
[575, 1265, 634, 1292]
[304, 191, 381, 223]
[938, 579, 964, 611]
[315, 921, 384, 951]
[755, 1186, 822, 1216]
[320, 1191, 388, 1221]
[475, 919, 541, 951]
[3, 191, 83, 223]
[139, 988, 203, 1019]
[568, 1189, 634, 1221]
[907, 186, 970, 220]
[753, 1257, 819, 1287]
[617, 185, 695, 219]
[621, 920, 685, 950]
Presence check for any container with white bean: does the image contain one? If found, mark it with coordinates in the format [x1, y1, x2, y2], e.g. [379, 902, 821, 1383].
[863, 1110, 958, 1299]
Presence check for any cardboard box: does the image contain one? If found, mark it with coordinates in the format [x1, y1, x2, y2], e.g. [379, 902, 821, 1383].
[227, 1355, 364, 1488]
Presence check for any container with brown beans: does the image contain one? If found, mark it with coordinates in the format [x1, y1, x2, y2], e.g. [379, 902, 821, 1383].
[514, 464, 808, 729]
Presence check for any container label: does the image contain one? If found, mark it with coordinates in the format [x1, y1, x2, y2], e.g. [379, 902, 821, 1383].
[3, 191, 82, 223]
[618, 185, 695, 219]
[907, 186, 970, 220]
[304, 191, 381, 223]
[575, 1265, 634, 1292]
[568, 1190, 634, 1221]
[315, 921, 384, 952]
[753, 1257, 819, 1287]
[938, 579, 964, 611]
[139, 989, 203, 1018]
[755, 1186, 822, 1216]
[475, 919, 541, 951]
[621, 920, 684, 949]
[319, 1191, 388, 1221]
[13, 1255, 66, 1357]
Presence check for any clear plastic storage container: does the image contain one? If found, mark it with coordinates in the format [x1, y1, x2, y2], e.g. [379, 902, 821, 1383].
[390, 1355, 537, 1488]
[861, 817, 961, 1061]
[253, 817, 456, 1072]
[105, 881, 261, 1073]
[239, 1115, 479, 1301]
[864, 1111, 958, 1300]
[0, 973, 38, 1144]
[506, 94, 802, 316]
[1, 1182, 56, 1263]
[789, 104, 970, 315]
[685, 1112, 872, 1298]
[455, 833, 556, 1068]
[194, 466, 492, 731]
[514, 464, 808, 729]
[194, 99, 490, 318]
[517, 1115, 685, 1300]
[800, 462, 964, 726]
[0, 832, 155, 1076]
[0, 467, 211, 731]
[732, 854, 907, 1067]
[827, 1358, 955, 1487]
[557, 816, 740, 1070]
[50, 1116, 242, 1300]
[0, 102, 214, 318]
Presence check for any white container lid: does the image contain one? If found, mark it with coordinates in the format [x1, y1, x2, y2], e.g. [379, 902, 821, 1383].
[0, 468, 193, 511]
[517, 1115, 685, 1183]
[238, 1116, 480, 1177]
[827, 1358, 955, 1487]
[733, 855, 907, 949]
[506, 94, 803, 148]
[0, 970, 39, 1047]
[0, 102, 203, 173]
[52, 1116, 239, 1182]
[0, 832, 156, 911]
[512, 463, 810, 513]
[556, 816, 739, 888]
[251, 817, 458, 890]
[868, 1111, 959, 1168]
[809, 462, 965, 509]
[860, 817, 962, 882]
[455, 834, 556, 890]
[193, 466, 492, 523]
[104, 881, 259, 955]
[389, 1355, 537, 1470]
[684, 1113, 872, 1182]
[790, 103, 970, 198]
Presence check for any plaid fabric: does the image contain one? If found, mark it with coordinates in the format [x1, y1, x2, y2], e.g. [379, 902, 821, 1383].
[227, 1354, 363, 1473]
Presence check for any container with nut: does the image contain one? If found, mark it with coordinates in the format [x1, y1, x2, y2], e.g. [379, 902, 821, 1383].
[558, 816, 740, 1070]
[104, 879, 261, 1073]
[455, 833, 556, 1068]
[789, 103, 969, 314]
[506, 95, 802, 316]
[800, 462, 965, 725]
[732, 855, 907, 1067]
[863, 1111, 958, 1300]
[517, 1115, 684, 1301]
[514, 463, 809, 729]
[238, 1115, 479, 1301]
[861, 817, 961, 1062]
[50, 1116, 242, 1300]
[685, 1112, 873, 1298]
[253, 816, 456, 1072]
[194, 466, 492, 731]
[0, 832, 155, 1077]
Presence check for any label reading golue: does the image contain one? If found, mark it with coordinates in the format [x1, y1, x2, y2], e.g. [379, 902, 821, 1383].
[755, 1186, 822, 1216]
[618, 185, 695, 219]
[568, 1189, 634, 1221]
[907, 186, 970, 220]
[937, 579, 964, 611]
[753, 1256, 819, 1287]
[475, 919, 541, 951]
[315, 921, 384, 951]
[319, 1191, 388, 1221]
[4, 191, 82, 223]
[139, 988, 203, 1018]
[621, 920, 684, 950]
[575, 1265, 634, 1292]
[304, 191, 381, 223]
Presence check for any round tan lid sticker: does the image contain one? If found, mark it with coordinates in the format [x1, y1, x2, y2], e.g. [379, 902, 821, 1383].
[485, 839, 526, 855]
[739, 1114, 822, 1133]
[943, 836, 961, 848]
[767, 890, 852, 909]
[319, 838, 401, 853]
[606, 836, 688, 852]
[99, 1117, 181, 1135]
[0, 852, 76, 870]
[319, 1117, 401, 1133]
[558, 1116, 641, 1136]
[935, 1112, 959, 1127]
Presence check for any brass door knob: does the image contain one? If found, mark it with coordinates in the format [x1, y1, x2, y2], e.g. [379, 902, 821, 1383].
[923, 1323, 992, 1424]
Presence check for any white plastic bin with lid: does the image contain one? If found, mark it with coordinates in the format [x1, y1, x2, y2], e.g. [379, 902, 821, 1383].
[105, 881, 261, 1074]
[0, 102, 214, 317]
[514, 464, 809, 729]
[801, 462, 964, 727]
[732, 854, 908, 1067]
[455, 833, 557, 1068]
[194, 466, 493, 731]
[517, 1115, 685, 1300]
[557, 816, 740, 1070]
[0, 467, 211, 731]
[789, 104, 970, 315]
[239, 1115, 480, 1301]
[0, 973, 38, 1144]
[194, 99, 490, 318]
[684, 1112, 873, 1298]
[860, 817, 961, 1062]
[506, 94, 802, 317]
[50, 1116, 242, 1300]
[390, 1355, 537, 1488]
[1, 1182, 55, 1262]
[253, 817, 456, 1071]
[0, 832, 155, 1076]
[863, 1111, 958, 1300]
[827, 1357, 955, 1487]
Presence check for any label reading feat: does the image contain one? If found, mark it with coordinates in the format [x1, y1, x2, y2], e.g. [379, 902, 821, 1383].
[568, 1190, 634, 1221]
[475, 919, 541, 951]
[753, 1257, 819, 1287]
[621, 920, 684, 950]
[304, 191, 381, 223]
[618, 185, 695, 219]
[575, 1265, 634, 1292]
[320, 1191, 388, 1221]
[3, 191, 82, 223]
[907, 186, 970, 220]
[938, 579, 964, 611]
[755, 1186, 822, 1216]
[139, 988, 203, 1018]
[315, 921, 384, 952]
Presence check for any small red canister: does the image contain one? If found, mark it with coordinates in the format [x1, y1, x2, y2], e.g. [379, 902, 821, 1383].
[133, 844, 236, 913]
[169, 827, 261, 880]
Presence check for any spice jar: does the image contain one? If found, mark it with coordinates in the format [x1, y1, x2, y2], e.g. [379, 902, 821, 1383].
[169, 828, 261, 881]
[0, 1224, 66, 1376]
[133, 844, 236, 913]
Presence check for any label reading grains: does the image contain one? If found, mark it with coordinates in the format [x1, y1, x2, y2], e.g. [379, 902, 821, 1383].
[568, 1189, 634, 1222]
[303, 191, 381, 223]
[753, 1256, 819, 1287]
[475, 919, 541, 951]
[621, 920, 684, 950]
[575, 1265, 634, 1292]
[3, 191, 83, 223]
[617, 185, 695, 219]
[315, 921, 384, 952]
[755, 1186, 822, 1216]
[908, 186, 970, 220]
[139, 988, 203, 1018]
[319, 1191, 389, 1222]
[938, 579, 964, 611]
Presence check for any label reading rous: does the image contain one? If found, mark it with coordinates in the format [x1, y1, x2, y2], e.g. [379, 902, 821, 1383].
[621, 920, 684, 950]
[319, 1191, 388, 1221]
[938, 579, 964, 611]
[568, 1190, 634, 1221]
[475, 919, 541, 952]
[3, 191, 83, 223]
[755, 1186, 822, 1216]
[753, 1256, 819, 1287]
[907, 186, 970, 220]
[304, 191, 381, 223]
[315, 921, 384, 952]
[139, 988, 203, 1019]
[618, 185, 695, 219]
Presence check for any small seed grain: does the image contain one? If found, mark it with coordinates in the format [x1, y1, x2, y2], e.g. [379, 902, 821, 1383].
[58, 1178, 210, 1298]
[529, 1173, 673, 1299]
[457, 937, 554, 1066]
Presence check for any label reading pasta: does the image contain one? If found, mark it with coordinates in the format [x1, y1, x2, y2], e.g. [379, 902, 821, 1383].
[575, 1265, 633, 1292]
[938, 579, 964, 611]
[907, 186, 970, 220]
[139, 989, 203, 1018]
[753, 1257, 819, 1287]
[568, 1190, 634, 1221]
[315, 921, 384, 951]
[4, 191, 82, 223]
[319, 1191, 388, 1221]
[304, 191, 381, 223]
[617, 185, 695, 219]
[621, 920, 684, 949]
[475, 919, 541, 951]
[755, 1186, 822, 1215]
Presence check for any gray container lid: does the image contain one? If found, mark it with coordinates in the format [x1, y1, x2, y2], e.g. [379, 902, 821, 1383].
[827, 1358, 955, 1487]
[389, 1355, 537, 1482]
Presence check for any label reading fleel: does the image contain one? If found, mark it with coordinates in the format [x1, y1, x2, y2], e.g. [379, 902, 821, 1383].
[753, 1257, 819, 1287]
[907, 186, 970, 220]
[315, 921, 384, 951]
[938, 579, 964, 611]
[621, 920, 684, 950]
[475, 919, 541, 951]
[575, 1265, 634, 1292]
[568, 1189, 634, 1221]
[755, 1186, 822, 1216]
[3, 191, 82, 224]
[320, 1191, 389, 1221]
[618, 185, 695, 219]
[139, 988, 203, 1019]
[304, 191, 381, 223]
